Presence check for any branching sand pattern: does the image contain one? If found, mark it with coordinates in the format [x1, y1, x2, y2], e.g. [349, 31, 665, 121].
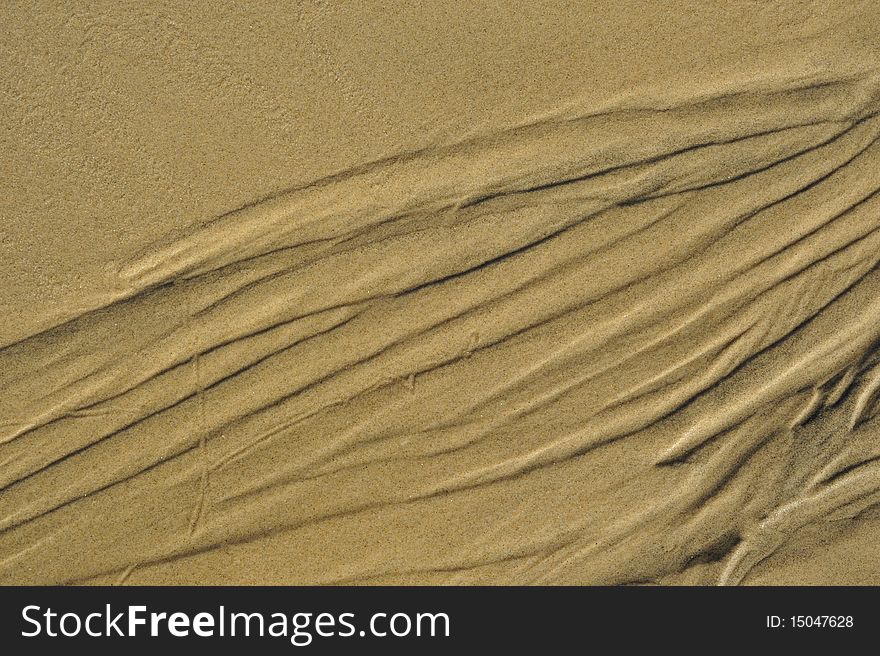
[2, 69, 880, 584]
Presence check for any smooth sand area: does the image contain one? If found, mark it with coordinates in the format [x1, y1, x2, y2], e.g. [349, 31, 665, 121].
[2, 1, 880, 584]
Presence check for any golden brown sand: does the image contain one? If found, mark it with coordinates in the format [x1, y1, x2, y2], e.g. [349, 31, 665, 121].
[2, 1, 880, 585]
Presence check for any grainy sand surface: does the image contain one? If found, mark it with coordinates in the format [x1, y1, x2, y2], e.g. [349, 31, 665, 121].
[2, 1, 880, 585]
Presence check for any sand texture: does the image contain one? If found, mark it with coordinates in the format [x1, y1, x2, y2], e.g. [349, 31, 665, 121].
[2, 1, 880, 585]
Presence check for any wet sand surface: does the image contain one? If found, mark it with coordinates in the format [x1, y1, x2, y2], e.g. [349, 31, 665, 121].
[2, 1, 880, 585]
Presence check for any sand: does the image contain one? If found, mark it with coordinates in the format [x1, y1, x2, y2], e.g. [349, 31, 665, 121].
[2, 1, 880, 585]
